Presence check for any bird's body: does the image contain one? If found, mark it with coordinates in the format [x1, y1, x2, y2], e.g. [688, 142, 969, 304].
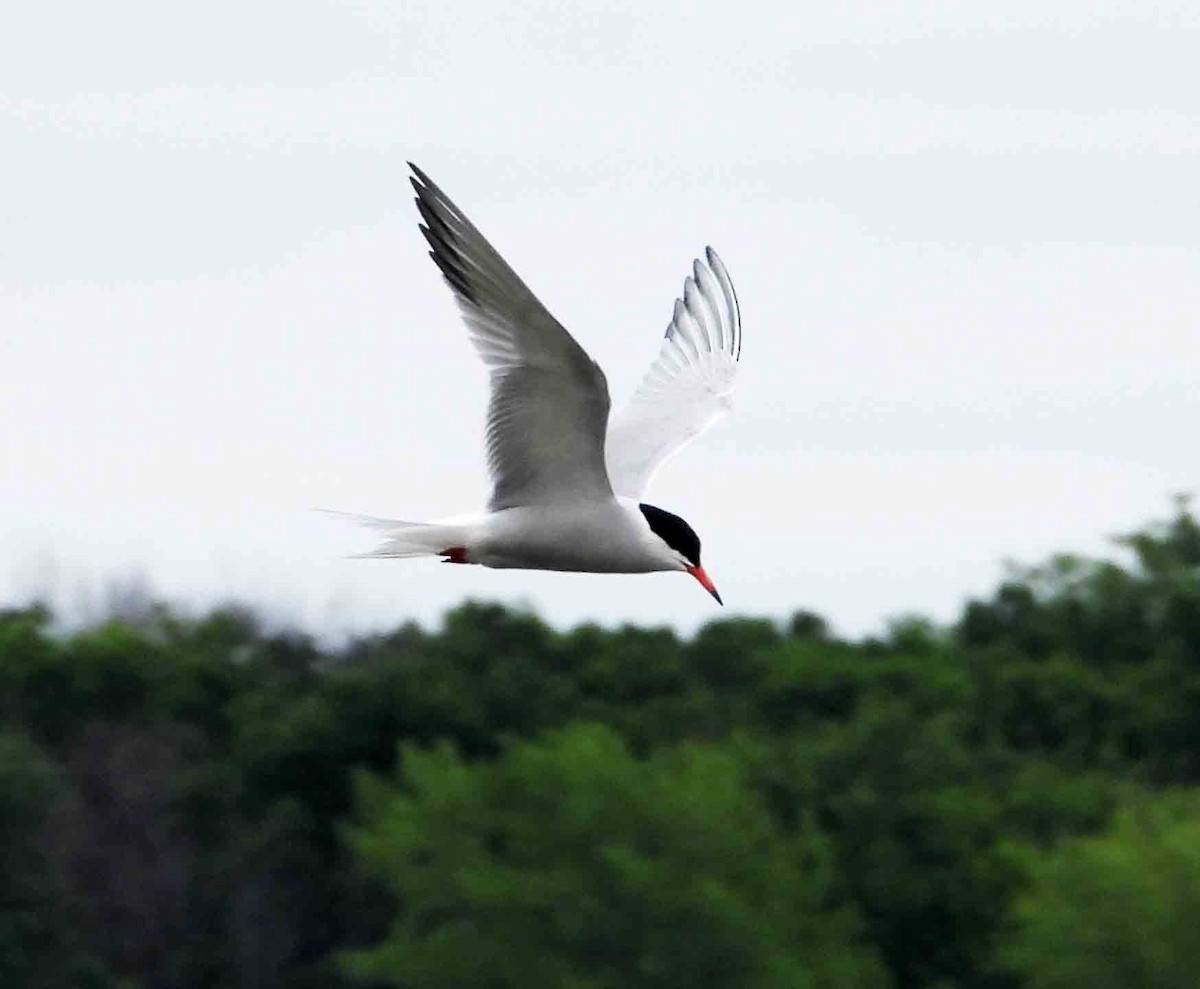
[331, 164, 742, 603]
[354, 499, 682, 573]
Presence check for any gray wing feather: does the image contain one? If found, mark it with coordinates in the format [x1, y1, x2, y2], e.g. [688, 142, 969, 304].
[409, 164, 613, 510]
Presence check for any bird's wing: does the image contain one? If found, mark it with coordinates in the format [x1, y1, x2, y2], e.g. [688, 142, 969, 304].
[605, 248, 741, 500]
[410, 164, 613, 511]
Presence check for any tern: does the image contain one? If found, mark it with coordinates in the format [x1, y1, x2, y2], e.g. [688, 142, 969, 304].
[333, 164, 741, 604]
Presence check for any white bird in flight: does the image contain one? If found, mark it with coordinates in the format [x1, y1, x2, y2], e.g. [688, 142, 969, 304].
[333, 163, 742, 604]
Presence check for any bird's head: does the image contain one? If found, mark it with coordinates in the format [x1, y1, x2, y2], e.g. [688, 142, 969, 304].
[638, 503, 723, 605]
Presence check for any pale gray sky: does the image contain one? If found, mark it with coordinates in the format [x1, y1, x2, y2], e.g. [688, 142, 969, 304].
[3, 1, 1197, 637]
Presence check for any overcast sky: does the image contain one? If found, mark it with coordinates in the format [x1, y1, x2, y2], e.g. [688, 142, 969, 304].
[3, 1, 1197, 638]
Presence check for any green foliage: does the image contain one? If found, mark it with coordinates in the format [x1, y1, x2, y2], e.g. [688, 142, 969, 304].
[2, 500, 1200, 987]
[346, 724, 886, 989]
[1002, 791, 1200, 989]
[0, 729, 115, 988]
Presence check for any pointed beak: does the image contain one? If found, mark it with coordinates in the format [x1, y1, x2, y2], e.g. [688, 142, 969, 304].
[687, 565, 723, 606]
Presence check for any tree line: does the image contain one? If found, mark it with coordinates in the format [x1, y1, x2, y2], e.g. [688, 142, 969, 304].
[3, 502, 1200, 987]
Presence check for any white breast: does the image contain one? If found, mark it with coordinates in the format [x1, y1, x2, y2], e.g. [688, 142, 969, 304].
[469, 501, 679, 574]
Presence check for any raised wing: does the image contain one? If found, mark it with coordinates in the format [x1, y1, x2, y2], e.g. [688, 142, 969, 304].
[605, 248, 741, 500]
[409, 164, 613, 511]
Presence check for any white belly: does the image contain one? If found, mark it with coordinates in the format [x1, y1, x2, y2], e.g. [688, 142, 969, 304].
[468, 502, 674, 574]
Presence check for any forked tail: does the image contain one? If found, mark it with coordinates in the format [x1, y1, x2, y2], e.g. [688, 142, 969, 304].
[317, 510, 471, 560]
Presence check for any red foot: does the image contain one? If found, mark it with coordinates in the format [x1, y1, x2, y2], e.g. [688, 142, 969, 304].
[440, 546, 469, 564]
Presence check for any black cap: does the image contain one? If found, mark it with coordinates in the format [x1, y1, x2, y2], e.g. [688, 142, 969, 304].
[639, 504, 701, 567]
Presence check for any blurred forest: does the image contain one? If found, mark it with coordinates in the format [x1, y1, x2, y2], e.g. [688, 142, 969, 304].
[3, 502, 1200, 988]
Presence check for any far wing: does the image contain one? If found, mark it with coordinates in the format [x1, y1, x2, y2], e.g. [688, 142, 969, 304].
[410, 164, 613, 511]
[605, 248, 741, 500]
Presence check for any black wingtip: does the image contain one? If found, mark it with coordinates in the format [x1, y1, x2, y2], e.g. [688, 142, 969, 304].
[408, 164, 431, 202]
